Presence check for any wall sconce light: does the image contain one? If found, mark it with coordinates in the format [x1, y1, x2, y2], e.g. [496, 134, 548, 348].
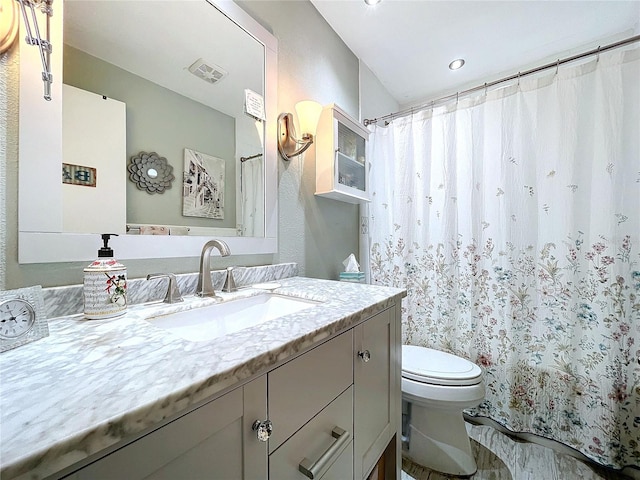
[278, 100, 323, 161]
[0, 0, 20, 54]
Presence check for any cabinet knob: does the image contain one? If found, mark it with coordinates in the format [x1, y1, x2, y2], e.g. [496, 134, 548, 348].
[252, 419, 273, 442]
[358, 350, 371, 363]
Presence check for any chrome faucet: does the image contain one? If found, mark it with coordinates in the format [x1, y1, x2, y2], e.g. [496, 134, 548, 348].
[196, 239, 231, 297]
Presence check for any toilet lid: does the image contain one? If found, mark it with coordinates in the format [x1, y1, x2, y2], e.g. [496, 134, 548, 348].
[402, 345, 482, 386]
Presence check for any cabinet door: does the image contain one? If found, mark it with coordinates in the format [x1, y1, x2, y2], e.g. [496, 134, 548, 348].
[67, 376, 267, 480]
[354, 307, 396, 480]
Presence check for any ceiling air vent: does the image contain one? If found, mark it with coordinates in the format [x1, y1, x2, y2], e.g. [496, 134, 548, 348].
[188, 58, 228, 85]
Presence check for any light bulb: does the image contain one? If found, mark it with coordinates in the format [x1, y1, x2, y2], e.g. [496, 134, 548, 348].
[295, 101, 323, 137]
[449, 59, 465, 70]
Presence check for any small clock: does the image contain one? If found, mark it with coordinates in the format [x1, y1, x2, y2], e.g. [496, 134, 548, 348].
[0, 298, 36, 338]
[0, 286, 49, 353]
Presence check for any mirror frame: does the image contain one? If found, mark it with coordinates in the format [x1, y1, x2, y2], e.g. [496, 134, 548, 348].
[18, 0, 278, 263]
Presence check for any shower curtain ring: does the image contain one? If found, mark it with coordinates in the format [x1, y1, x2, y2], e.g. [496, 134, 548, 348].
[555, 59, 560, 75]
[484, 83, 488, 96]
[596, 46, 601, 62]
[456, 92, 459, 104]
[517, 72, 521, 88]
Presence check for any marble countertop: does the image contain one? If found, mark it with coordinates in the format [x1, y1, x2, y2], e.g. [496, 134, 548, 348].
[0, 277, 405, 480]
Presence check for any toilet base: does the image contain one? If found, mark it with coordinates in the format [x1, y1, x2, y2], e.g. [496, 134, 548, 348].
[404, 403, 477, 476]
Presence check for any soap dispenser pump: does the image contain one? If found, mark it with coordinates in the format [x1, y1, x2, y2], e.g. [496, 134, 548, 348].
[83, 234, 128, 319]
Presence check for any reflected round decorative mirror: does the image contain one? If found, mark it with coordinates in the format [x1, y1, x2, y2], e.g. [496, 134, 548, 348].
[127, 151, 174, 194]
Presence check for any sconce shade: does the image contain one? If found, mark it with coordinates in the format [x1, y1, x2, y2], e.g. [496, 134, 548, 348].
[295, 100, 322, 136]
[278, 100, 323, 161]
[0, 0, 19, 54]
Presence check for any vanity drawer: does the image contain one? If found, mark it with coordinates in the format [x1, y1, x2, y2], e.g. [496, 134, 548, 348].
[269, 386, 354, 480]
[268, 330, 353, 452]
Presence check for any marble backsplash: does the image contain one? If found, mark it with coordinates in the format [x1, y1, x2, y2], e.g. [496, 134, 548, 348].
[42, 263, 298, 319]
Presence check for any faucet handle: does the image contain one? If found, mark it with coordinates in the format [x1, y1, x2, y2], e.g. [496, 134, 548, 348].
[146, 273, 184, 304]
[222, 267, 238, 293]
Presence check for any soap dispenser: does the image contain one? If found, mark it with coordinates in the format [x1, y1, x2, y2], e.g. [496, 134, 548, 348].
[83, 234, 128, 319]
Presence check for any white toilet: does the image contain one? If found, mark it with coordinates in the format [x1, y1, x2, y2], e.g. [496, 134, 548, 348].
[401, 345, 485, 476]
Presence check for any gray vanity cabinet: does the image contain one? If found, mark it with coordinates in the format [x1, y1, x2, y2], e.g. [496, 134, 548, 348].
[63, 376, 267, 480]
[267, 307, 399, 480]
[58, 304, 400, 480]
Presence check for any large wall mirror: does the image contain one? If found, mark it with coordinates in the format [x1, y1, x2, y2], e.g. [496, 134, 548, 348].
[18, 0, 278, 263]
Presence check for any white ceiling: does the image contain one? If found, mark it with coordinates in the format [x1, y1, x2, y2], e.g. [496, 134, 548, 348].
[310, 0, 640, 108]
[64, 1, 264, 118]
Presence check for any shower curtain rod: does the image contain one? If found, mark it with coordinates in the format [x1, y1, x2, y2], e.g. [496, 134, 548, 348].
[240, 153, 263, 162]
[363, 34, 640, 126]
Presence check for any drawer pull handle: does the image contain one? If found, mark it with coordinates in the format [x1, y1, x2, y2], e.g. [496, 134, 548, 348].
[358, 350, 371, 362]
[298, 426, 351, 479]
[251, 419, 273, 442]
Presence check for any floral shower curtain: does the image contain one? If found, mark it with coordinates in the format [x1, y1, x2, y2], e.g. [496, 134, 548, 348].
[367, 48, 640, 469]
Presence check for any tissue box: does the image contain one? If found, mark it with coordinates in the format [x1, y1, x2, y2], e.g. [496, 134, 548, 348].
[339, 272, 365, 283]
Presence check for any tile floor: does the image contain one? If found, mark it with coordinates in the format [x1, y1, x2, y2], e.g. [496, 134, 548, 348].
[401, 423, 634, 480]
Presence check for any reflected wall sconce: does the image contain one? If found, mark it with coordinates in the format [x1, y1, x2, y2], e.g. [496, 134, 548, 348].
[0, 0, 20, 54]
[277, 100, 323, 161]
[15, 0, 54, 100]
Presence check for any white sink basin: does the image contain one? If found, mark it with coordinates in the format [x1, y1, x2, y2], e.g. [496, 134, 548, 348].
[146, 293, 319, 342]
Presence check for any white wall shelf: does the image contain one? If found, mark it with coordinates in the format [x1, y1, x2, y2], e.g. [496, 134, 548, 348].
[315, 104, 370, 204]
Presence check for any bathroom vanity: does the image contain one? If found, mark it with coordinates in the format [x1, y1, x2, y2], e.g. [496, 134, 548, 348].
[0, 276, 405, 480]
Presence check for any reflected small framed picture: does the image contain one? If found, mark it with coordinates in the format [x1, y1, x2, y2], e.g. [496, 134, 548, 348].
[62, 163, 97, 187]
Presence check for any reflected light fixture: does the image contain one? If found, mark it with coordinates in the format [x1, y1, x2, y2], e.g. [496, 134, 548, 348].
[0, 0, 19, 54]
[449, 58, 465, 70]
[364, 0, 382, 5]
[278, 100, 323, 161]
[14, 0, 54, 100]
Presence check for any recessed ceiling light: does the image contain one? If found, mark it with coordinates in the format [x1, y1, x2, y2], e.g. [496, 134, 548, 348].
[364, 0, 382, 5]
[449, 59, 465, 70]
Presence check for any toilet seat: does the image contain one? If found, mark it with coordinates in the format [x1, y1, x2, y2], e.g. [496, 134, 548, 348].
[402, 345, 482, 386]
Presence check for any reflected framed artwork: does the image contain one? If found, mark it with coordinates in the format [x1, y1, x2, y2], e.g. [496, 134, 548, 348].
[182, 148, 225, 220]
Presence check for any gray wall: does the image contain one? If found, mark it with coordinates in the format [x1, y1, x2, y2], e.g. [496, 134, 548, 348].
[64, 46, 237, 230]
[238, 0, 361, 281]
[360, 61, 399, 122]
[0, 44, 19, 291]
[1, 0, 366, 288]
